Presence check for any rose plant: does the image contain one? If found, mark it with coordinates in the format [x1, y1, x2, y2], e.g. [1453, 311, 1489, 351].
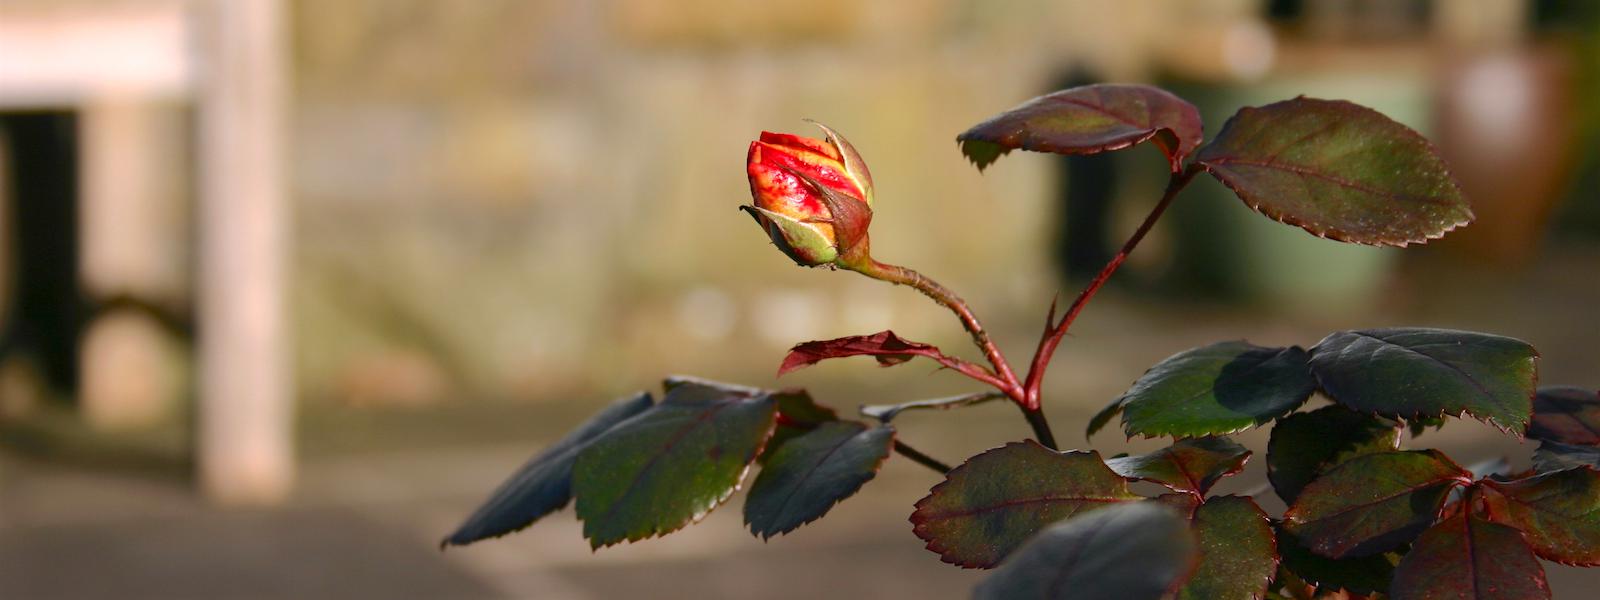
[443, 84, 1600, 599]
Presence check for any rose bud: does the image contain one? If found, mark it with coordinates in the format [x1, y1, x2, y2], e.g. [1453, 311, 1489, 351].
[743, 122, 875, 268]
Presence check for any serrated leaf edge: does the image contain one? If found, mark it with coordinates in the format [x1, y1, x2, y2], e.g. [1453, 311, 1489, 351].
[909, 441, 1135, 569]
[744, 423, 896, 540]
[579, 397, 781, 549]
[1194, 98, 1473, 248]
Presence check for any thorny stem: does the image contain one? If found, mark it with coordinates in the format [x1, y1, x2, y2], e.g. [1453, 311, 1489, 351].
[850, 259, 1025, 401]
[1022, 166, 1199, 407]
[848, 259, 1062, 448]
[893, 440, 953, 474]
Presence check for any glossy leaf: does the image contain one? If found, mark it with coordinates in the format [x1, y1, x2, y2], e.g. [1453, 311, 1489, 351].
[1527, 386, 1600, 445]
[1153, 492, 1202, 518]
[1105, 436, 1251, 495]
[973, 502, 1197, 600]
[664, 377, 830, 464]
[1390, 512, 1551, 600]
[762, 388, 839, 463]
[1267, 405, 1402, 505]
[910, 441, 1138, 568]
[1179, 496, 1278, 600]
[744, 422, 894, 539]
[1284, 449, 1470, 558]
[1534, 440, 1600, 472]
[1101, 341, 1316, 438]
[1309, 328, 1539, 433]
[442, 392, 654, 547]
[1482, 467, 1600, 565]
[1276, 527, 1398, 595]
[956, 83, 1203, 172]
[572, 383, 779, 548]
[1194, 97, 1471, 247]
[778, 330, 949, 376]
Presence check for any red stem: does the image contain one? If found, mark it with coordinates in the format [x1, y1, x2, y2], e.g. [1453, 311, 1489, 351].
[853, 259, 1026, 402]
[1022, 166, 1198, 408]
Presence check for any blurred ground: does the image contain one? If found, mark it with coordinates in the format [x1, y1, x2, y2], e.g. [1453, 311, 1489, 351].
[4, 243, 1598, 599]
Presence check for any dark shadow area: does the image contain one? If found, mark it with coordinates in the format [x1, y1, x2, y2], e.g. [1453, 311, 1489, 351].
[0, 111, 84, 397]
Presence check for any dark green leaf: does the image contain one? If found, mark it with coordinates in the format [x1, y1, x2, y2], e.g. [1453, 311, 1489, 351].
[1085, 395, 1123, 439]
[1483, 467, 1600, 566]
[1527, 386, 1600, 445]
[1105, 437, 1251, 495]
[1276, 526, 1398, 595]
[973, 502, 1197, 600]
[956, 84, 1203, 172]
[1267, 405, 1402, 505]
[1309, 328, 1539, 433]
[911, 441, 1137, 568]
[1111, 341, 1317, 438]
[1408, 414, 1448, 439]
[665, 377, 832, 465]
[1284, 449, 1470, 558]
[744, 422, 894, 539]
[761, 388, 838, 464]
[1534, 440, 1600, 472]
[662, 374, 764, 395]
[1179, 496, 1278, 600]
[573, 382, 778, 548]
[1390, 512, 1550, 600]
[1194, 97, 1470, 247]
[859, 391, 1003, 423]
[442, 392, 653, 547]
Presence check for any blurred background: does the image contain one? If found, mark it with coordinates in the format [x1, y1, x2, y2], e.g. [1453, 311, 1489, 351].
[1, 0, 1597, 598]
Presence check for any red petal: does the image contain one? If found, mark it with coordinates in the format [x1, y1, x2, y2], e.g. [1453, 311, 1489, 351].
[759, 131, 840, 160]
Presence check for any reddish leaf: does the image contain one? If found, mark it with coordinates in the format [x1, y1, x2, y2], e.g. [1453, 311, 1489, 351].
[1390, 512, 1550, 600]
[1105, 437, 1251, 496]
[911, 441, 1138, 568]
[1179, 496, 1278, 600]
[1284, 450, 1471, 559]
[779, 330, 954, 376]
[1195, 97, 1471, 247]
[1482, 467, 1600, 566]
[1527, 386, 1600, 445]
[957, 84, 1203, 172]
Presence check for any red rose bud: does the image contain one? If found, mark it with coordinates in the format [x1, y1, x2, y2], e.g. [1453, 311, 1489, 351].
[743, 122, 874, 267]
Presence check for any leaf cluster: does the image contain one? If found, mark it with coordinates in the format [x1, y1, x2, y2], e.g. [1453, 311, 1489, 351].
[446, 85, 1597, 599]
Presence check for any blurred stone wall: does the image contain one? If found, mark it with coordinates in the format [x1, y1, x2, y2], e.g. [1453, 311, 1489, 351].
[287, 0, 1255, 405]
